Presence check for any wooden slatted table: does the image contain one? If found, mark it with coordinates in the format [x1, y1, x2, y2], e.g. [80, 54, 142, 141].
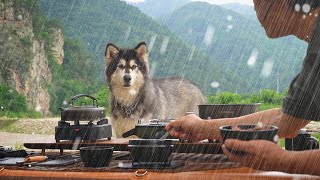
[0, 138, 318, 179]
[1, 166, 319, 179]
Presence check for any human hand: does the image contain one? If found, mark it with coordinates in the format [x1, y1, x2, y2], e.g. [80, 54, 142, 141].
[165, 114, 209, 141]
[222, 139, 287, 171]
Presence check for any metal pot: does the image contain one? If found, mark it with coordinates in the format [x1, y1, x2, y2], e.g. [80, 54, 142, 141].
[122, 119, 174, 139]
[59, 94, 105, 121]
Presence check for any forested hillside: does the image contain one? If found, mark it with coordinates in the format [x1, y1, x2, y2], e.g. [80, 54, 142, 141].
[162, 2, 308, 93]
[1, 0, 297, 117]
[127, 0, 190, 19]
[39, 0, 247, 93]
[0, 0, 102, 115]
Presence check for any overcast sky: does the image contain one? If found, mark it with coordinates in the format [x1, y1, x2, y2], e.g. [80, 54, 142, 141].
[125, 0, 254, 6]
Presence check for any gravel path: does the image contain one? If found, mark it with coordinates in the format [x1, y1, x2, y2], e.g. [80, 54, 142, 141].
[0, 132, 54, 147]
[0, 118, 58, 148]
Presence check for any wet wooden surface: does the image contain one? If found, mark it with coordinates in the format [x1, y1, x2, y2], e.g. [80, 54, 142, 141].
[1, 138, 315, 179]
[1, 167, 319, 180]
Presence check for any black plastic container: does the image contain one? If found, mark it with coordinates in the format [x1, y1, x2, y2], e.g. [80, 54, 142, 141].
[128, 139, 174, 166]
[219, 124, 278, 142]
[80, 146, 113, 167]
[198, 104, 260, 119]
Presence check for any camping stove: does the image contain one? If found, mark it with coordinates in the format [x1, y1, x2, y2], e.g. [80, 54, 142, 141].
[55, 94, 112, 142]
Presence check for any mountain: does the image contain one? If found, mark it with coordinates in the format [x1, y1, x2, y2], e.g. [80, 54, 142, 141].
[39, 0, 250, 94]
[126, 0, 191, 19]
[161, 2, 308, 93]
[0, 0, 100, 115]
[221, 3, 256, 20]
[0, 0, 60, 115]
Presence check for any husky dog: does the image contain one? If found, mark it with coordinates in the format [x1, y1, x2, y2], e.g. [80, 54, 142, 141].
[105, 42, 207, 137]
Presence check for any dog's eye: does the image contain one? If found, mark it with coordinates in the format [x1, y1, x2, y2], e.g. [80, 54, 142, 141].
[118, 65, 125, 69]
[131, 65, 137, 70]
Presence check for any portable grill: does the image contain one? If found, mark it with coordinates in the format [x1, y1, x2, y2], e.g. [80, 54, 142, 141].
[55, 94, 112, 142]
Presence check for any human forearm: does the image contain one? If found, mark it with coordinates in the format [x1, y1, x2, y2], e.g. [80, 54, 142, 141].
[204, 108, 309, 140]
[203, 108, 282, 140]
[282, 150, 320, 175]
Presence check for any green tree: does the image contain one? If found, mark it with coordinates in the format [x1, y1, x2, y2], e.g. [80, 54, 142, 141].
[250, 89, 283, 104]
[209, 92, 241, 104]
[0, 84, 27, 112]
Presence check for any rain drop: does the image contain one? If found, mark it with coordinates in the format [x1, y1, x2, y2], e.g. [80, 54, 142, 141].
[72, 137, 81, 150]
[124, 26, 132, 41]
[227, 15, 233, 21]
[302, 4, 311, 13]
[35, 105, 42, 112]
[273, 135, 279, 142]
[63, 100, 68, 106]
[203, 24, 215, 46]
[150, 62, 157, 78]
[227, 24, 233, 30]
[118, 162, 124, 167]
[129, 89, 137, 96]
[148, 35, 157, 52]
[188, 46, 195, 62]
[160, 36, 169, 55]
[260, 60, 274, 78]
[247, 48, 259, 67]
[303, 14, 307, 19]
[294, 4, 301, 12]
[257, 122, 263, 128]
[210, 81, 220, 88]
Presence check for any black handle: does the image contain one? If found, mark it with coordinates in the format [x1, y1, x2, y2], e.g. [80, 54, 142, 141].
[122, 128, 136, 138]
[68, 94, 99, 107]
[309, 137, 319, 150]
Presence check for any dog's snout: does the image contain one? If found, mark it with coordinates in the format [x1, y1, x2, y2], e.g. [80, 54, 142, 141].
[124, 74, 132, 82]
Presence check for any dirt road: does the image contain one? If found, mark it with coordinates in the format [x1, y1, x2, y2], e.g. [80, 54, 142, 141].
[0, 132, 54, 147]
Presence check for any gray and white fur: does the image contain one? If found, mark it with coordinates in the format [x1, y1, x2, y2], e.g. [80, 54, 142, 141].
[105, 42, 207, 137]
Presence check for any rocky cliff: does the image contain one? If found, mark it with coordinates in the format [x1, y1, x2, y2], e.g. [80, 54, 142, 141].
[0, 0, 64, 116]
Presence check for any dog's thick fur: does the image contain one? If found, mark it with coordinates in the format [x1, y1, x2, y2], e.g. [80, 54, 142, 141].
[105, 42, 207, 137]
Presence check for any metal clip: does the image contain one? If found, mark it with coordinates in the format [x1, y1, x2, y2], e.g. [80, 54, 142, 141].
[149, 119, 159, 124]
[125, 109, 132, 115]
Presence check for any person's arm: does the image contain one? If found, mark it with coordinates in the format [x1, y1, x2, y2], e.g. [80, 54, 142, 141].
[167, 108, 310, 141]
[205, 108, 310, 140]
[222, 139, 320, 176]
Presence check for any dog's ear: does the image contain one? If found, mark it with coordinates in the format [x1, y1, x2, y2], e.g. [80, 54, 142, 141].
[135, 42, 148, 63]
[105, 43, 119, 65]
